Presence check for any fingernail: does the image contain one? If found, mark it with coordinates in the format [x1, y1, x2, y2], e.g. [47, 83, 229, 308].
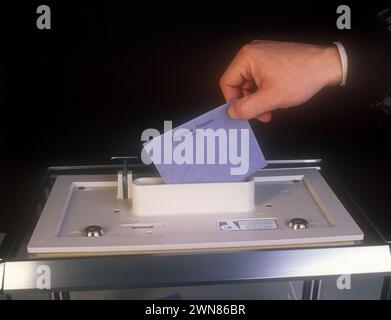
[227, 104, 238, 119]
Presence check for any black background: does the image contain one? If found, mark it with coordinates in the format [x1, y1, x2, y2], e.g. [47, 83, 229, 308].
[1, 1, 390, 250]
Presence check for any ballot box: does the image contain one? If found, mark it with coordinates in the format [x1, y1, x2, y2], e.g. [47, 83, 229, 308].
[1, 160, 391, 300]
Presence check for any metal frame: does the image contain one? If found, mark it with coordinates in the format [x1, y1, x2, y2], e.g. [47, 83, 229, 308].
[3, 245, 391, 294]
[381, 276, 391, 300]
[1, 160, 391, 299]
[302, 279, 322, 300]
[0, 259, 4, 293]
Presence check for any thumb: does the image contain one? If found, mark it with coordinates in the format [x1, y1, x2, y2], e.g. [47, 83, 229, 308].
[228, 88, 277, 120]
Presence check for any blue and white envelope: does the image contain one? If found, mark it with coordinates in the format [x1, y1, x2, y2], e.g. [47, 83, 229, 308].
[143, 103, 266, 184]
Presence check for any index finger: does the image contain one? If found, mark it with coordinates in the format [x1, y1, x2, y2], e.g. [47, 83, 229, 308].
[219, 55, 249, 101]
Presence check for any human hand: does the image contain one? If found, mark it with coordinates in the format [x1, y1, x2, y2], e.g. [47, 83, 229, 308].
[220, 40, 343, 122]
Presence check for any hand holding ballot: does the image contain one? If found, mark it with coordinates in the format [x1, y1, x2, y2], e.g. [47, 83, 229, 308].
[220, 40, 344, 122]
[142, 40, 346, 184]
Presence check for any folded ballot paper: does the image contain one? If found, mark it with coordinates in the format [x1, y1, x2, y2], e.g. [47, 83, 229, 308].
[142, 103, 266, 184]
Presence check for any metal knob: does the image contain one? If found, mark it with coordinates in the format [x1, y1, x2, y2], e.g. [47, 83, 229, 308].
[288, 218, 309, 230]
[84, 225, 104, 237]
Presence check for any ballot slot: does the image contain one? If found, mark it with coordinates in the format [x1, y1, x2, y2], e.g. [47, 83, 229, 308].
[131, 177, 255, 216]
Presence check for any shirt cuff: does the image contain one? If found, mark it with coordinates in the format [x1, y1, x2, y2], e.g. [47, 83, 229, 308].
[333, 41, 348, 86]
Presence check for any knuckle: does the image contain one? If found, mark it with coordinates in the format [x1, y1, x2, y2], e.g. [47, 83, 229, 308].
[240, 43, 254, 54]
